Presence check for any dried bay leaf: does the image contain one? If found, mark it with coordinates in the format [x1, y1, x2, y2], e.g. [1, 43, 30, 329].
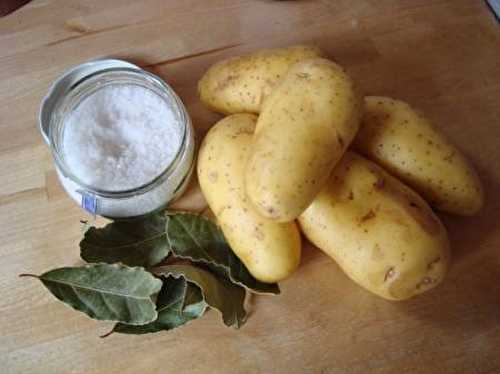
[165, 213, 280, 295]
[20, 264, 162, 325]
[80, 214, 169, 267]
[27, 212, 279, 334]
[112, 276, 207, 335]
[154, 264, 247, 328]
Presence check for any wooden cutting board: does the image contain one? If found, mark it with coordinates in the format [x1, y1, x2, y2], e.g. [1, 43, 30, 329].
[1, 1, 499, 373]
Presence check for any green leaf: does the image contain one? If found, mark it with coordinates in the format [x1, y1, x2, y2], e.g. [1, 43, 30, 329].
[165, 212, 280, 295]
[20, 264, 162, 325]
[112, 276, 207, 335]
[154, 264, 247, 328]
[80, 214, 169, 267]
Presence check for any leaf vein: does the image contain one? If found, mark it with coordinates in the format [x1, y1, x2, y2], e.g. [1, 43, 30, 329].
[42, 278, 153, 299]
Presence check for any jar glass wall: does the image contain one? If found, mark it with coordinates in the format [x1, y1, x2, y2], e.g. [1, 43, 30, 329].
[40, 60, 195, 218]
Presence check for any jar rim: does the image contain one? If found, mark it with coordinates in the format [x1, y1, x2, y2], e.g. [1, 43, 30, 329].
[48, 67, 192, 198]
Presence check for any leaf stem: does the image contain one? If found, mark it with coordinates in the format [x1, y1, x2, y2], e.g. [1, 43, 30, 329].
[100, 328, 114, 338]
[19, 273, 39, 279]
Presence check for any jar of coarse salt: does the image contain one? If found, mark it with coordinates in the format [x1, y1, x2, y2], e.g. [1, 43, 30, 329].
[40, 59, 195, 218]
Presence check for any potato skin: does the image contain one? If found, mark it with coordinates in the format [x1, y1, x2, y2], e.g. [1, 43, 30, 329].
[198, 45, 323, 114]
[246, 58, 362, 222]
[353, 96, 484, 216]
[298, 152, 450, 300]
[197, 114, 301, 283]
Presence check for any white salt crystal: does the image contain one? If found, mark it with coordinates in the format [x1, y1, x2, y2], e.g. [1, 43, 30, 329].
[62, 84, 182, 191]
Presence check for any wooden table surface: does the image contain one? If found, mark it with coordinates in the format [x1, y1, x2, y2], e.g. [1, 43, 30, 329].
[1, 1, 500, 373]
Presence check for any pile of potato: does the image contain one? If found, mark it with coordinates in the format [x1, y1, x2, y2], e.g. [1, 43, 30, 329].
[197, 45, 483, 300]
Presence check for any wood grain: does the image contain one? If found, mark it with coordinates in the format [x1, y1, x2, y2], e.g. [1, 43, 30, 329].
[1, 1, 500, 373]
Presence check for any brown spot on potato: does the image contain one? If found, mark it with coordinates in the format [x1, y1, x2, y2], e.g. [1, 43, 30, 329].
[262, 205, 280, 219]
[216, 74, 239, 91]
[232, 126, 254, 137]
[416, 276, 434, 290]
[296, 72, 310, 79]
[404, 199, 441, 235]
[443, 150, 455, 162]
[360, 210, 376, 223]
[384, 267, 396, 282]
[371, 244, 384, 261]
[427, 257, 441, 270]
[254, 226, 265, 241]
[208, 171, 218, 183]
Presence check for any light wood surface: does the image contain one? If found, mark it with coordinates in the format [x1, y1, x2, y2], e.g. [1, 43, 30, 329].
[1, 1, 500, 373]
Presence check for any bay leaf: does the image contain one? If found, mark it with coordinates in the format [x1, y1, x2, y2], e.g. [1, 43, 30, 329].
[20, 264, 162, 325]
[80, 214, 169, 267]
[154, 264, 247, 328]
[112, 276, 207, 335]
[165, 212, 280, 295]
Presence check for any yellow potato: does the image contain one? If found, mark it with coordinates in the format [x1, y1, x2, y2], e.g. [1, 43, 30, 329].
[353, 96, 483, 215]
[298, 152, 450, 301]
[198, 45, 323, 114]
[197, 114, 301, 283]
[246, 58, 362, 222]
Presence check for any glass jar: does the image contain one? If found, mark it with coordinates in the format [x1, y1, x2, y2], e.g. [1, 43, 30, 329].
[39, 59, 195, 218]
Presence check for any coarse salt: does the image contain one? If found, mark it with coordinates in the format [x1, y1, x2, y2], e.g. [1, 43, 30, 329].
[62, 84, 182, 191]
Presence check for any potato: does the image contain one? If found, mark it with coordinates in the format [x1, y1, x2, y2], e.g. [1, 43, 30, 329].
[246, 58, 362, 222]
[197, 114, 301, 283]
[353, 96, 483, 216]
[198, 45, 323, 114]
[298, 151, 450, 300]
